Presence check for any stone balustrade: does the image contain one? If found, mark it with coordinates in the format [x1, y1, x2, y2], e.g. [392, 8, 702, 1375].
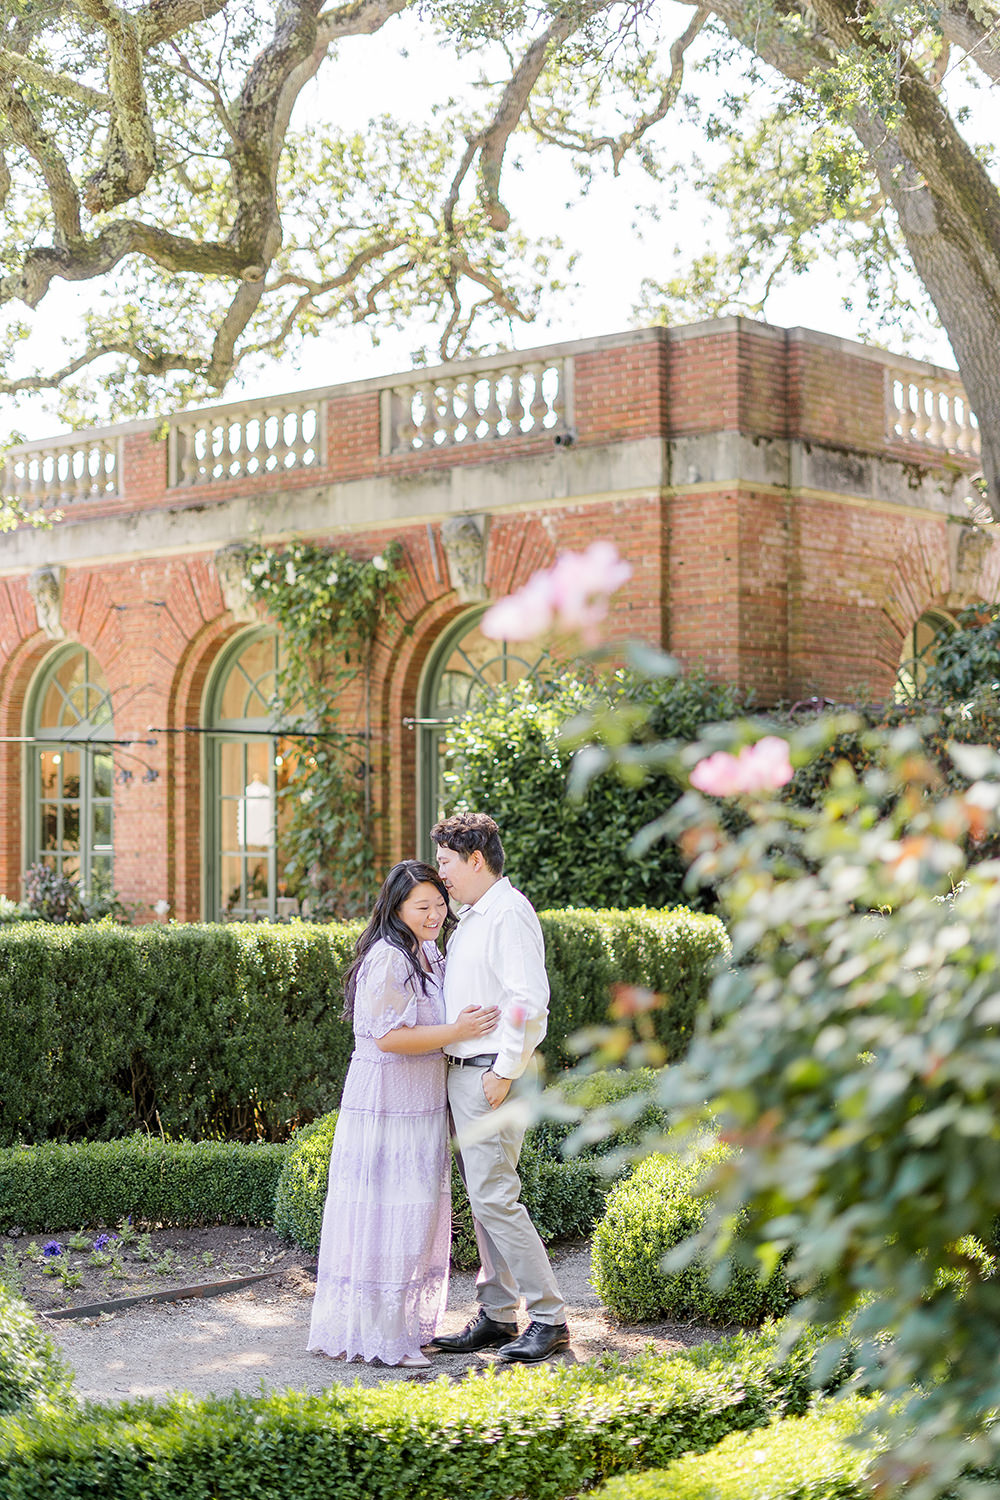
[168, 399, 324, 487]
[381, 354, 573, 454]
[885, 365, 980, 456]
[3, 436, 120, 506]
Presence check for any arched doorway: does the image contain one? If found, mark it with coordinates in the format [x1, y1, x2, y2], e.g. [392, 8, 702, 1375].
[27, 646, 114, 892]
[415, 609, 548, 847]
[203, 628, 299, 920]
[896, 608, 957, 700]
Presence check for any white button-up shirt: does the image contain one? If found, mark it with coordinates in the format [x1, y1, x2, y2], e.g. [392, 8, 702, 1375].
[442, 876, 549, 1079]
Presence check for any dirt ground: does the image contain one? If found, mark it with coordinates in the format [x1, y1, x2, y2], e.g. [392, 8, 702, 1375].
[13, 1229, 720, 1402]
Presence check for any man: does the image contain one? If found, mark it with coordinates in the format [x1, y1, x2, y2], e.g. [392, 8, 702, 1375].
[428, 811, 569, 1363]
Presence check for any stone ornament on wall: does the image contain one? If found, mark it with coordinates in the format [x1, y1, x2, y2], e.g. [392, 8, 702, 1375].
[27, 565, 65, 640]
[441, 514, 489, 603]
[949, 512, 994, 596]
[214, 543, 258, 623]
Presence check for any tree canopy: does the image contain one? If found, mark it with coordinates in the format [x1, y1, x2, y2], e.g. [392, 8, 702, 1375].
[0, 0, 998, 506]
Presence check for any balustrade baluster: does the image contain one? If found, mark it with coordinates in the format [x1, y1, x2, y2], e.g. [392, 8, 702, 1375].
[395, 387, 418, 448]
[482, 377, 504, 439]
[412, 385, 436, 448]
[438, 380, 461, 444]
[528, 365, 549, 431]
[506, 372, 526, 432]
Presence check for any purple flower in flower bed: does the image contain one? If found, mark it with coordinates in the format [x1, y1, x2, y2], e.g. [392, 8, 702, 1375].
[93, 1234, 115, 1252]
[42, 1241, 62, 1257]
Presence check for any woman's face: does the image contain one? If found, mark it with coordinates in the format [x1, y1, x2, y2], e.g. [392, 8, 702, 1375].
[397, 881, 448, 944]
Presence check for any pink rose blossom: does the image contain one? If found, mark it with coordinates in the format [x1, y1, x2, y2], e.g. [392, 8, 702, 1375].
[690, 736, 793, 797]
[481, 542, 632, 644]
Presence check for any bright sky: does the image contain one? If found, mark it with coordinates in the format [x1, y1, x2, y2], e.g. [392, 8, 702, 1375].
[5, 7, 967, 444]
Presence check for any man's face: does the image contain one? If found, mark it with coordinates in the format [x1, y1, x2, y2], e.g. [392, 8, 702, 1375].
[436, 844, 478, 906]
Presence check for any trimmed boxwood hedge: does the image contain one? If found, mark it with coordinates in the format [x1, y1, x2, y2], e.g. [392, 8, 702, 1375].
[590, 1399, 880, 1500]
[0, 909, 727, 1146]
[268, 1109, 608, 1266]
[0, 1331, 844, 1500]
[0, 1136, 288, 1234]
[271, 1111, 338, 1252]
[591, 1148, 796, 1326]
[0, 1286, 74, 1417]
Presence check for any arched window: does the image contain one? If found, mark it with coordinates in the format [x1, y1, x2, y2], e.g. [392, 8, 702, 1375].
[415, 609, 548, 845]
[896, 608, 957, 700]
[28, 647, 114, 890]
[204, 629, 299, 920]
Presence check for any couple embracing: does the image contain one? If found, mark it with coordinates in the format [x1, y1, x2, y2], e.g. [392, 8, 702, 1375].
[307, 812, 569, 1368]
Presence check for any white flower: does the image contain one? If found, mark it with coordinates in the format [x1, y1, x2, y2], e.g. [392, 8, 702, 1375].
[371, 554, 388, 572]
[299, 788, 314, 805]
[154, 899, 170, 917]
[242, 578, 254, 591]
[284, 561, 297, 586]
[326, 571, 339, 586]
[249, 559, 268, 577]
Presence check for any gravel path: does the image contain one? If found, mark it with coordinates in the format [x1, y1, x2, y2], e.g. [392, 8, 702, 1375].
[47, 1239, 719, 1402]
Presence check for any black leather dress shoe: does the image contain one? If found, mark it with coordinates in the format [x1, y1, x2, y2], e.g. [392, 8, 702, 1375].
[497, 1320, 571, 1363]
[428, 1309, 518, 1353]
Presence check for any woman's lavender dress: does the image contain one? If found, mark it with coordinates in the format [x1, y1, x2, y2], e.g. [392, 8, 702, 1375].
[307, 939, 450, 1363]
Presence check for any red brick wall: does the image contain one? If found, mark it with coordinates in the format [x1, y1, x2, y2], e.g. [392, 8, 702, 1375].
[0, 323, 980, 912]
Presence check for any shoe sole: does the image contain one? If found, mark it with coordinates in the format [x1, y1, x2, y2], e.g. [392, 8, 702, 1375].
[428, 1335, 516, 1352]
[498, 1342, 571, 1363]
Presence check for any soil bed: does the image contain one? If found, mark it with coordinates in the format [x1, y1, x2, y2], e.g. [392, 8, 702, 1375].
[1, 1224, 313, 1315]
[5, 1229, 722, 1402]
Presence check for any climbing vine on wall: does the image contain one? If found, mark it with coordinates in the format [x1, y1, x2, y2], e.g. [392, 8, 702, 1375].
[243, 539, 407, 917]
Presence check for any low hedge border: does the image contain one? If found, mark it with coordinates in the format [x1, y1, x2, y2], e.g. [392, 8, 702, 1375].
[0, 1137, 288, 1234]
[270, 1067, 663, 1263]
[0, 1331, 844, 1500]
[0, 1286, 74, 1417]
[590, 1398, 881, 1500]
[0, 908, 728, 1146]
[591, 1148, 796, 1326]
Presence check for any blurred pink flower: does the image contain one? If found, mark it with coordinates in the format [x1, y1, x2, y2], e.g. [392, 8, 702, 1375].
[690, 736, 793, 796]
[481, 541, 632, 644]
[508, 1003, 527, 1026]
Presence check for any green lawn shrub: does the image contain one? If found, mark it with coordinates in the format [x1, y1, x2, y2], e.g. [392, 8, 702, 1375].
[539, 907, 729, 1068]
[589, 1399, 880, 1500]
[0, 1285, 74, 1416]
[0, 1136, 287, 1233]
[0, 920, 359, 1145]
[591, 1149, 796, 1325]
[443, 668, 744, 909]
[271, 1111, 339, 1253]
[0, 909, 725, 1146]
[0, 1330, 847, 1500]
[532, 1066, 669, 1162]
[272, 1110, 607, 1266]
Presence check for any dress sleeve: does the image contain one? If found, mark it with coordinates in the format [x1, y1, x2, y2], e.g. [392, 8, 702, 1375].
[353, 942, 421, 1039]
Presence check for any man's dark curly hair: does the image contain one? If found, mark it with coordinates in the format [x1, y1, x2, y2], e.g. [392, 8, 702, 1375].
[430, 811, 505, 876]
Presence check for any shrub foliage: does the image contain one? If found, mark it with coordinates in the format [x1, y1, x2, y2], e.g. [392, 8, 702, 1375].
[591, 1149, 795, 1326]
[0, 1136, 288, 1233]
[0, 1332, 843, 1500]
[443, 671, 743, 909]
[0, 909, 725, 1145]
[590, 1400, 879, 1500]
[0, 1285, 74, 1417]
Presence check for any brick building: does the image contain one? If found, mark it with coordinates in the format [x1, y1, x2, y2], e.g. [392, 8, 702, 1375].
[0, 318, 990, 920]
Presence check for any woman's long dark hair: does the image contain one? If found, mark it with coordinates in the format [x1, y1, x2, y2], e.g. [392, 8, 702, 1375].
[342, 860, 456, 1022]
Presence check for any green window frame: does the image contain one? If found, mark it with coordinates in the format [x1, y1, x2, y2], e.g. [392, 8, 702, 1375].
[204, 628, 299, 921]
[27, 646, 115, 893]
[415, 608, 548, 850]
[896, 608, 957, 701]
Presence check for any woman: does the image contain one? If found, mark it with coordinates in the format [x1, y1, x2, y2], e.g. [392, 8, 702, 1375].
[307, 859, 498, 1367]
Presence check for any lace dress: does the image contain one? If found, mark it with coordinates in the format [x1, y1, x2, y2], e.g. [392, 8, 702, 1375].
[307, 939, 450, 1364]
